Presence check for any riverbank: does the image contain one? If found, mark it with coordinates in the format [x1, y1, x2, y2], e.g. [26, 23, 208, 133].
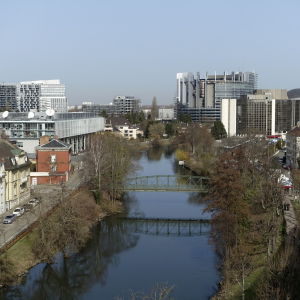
[0, 189, 123, 287]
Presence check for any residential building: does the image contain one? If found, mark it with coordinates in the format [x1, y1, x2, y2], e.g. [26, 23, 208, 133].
[113, 96, 141, 115]
[32, 137, 72, 184]
[286, 123, 300, 168]
[0, 139, 31, 213]
[175, 71, 257, 122]
[0, 80, 67, 112]
[0, 112, 105, 155]
[105, 117, 143, 139]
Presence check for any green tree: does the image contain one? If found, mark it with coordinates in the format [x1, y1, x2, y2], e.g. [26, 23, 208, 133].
[99, 110, 108, 118]
[139, 110, 146, 123]
[211, 120, 227, 139]
[150, 97, 158, 119]
[165, 122, 176, 137]
[148, 123, 165, 139]
[178, 112, 191, 124]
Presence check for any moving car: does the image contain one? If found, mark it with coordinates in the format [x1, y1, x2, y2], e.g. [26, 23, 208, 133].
[12, 207, 24, 217]
[3, 214, 17, 224]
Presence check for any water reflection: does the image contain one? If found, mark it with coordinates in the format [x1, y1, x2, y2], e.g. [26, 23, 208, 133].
[146, 147, 166, 161]
[187, 193, 207, 206]
[0, 146, 219, 300]
[0, 216, 140, 300]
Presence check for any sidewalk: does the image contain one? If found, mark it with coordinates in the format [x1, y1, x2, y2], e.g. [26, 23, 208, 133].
[283, 193, 297, 245]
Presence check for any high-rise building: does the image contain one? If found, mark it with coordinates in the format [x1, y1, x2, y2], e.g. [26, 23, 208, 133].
[175, 71, 257, 122]
[0, 80, 67, 112]
[221, 89, 292, 137]
[113, 96, 141, 115]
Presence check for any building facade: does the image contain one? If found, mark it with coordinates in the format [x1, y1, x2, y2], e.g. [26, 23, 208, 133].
[82, 96, 141, 117]
[0, 139, 31, 213]
[286, 125, 300, 168]
[0, 112, 105, 155]
[221, 89, 292, 137]
[33, 138, 72, 184]
[175, 71, 257, 122]
[0, 80, 67, 112]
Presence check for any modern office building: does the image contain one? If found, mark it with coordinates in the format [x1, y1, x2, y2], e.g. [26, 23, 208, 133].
[221, 89, 292, 137]
[0, 112, 105, 155]
[82, 102, 114, 115]
[82, 96, 141, 116]
[158, 108, 174, 120]
[0, 80, 67, 112]
[175, 71, 257, 122]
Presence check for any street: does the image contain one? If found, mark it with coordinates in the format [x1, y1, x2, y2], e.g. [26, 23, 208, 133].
[0, 153, 86, 249]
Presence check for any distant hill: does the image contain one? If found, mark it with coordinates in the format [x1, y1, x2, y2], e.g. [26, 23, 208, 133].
[287, 89, 300, 99]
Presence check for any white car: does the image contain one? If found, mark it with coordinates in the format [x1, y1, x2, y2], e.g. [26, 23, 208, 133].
[28, 199, 39, 207]
[12, 207, 24, 217]
[278, 174, 290, 183]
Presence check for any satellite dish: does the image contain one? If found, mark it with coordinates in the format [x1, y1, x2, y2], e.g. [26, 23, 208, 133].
[28, 112, 35, 119]
[2, 111, 9, 118]
[46, 109, 55, 116]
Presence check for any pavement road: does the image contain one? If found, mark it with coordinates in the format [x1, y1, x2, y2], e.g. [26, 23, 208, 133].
[0, 153, 86, 249]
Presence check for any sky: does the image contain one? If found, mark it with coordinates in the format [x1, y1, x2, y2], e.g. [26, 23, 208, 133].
[1, 0, 299, 105]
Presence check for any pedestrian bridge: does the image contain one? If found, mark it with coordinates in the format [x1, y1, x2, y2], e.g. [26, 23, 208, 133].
[121, 218, 210, 236]
[120, 175, 209, 192]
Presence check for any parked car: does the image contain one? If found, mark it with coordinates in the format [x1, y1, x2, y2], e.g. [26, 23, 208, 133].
[278, 174, 290, 183]
[282, 180, 292, 190]
[28, 199, 39, 207]
[12, 207, 24, 217]
[282, 164, 291, 170]
[22, 203, 33, 212]
[3, 214, 17, 224]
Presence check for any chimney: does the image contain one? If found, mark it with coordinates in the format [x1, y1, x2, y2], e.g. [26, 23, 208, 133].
[40, 135, 49, 146]
[55, 135, 59, 140]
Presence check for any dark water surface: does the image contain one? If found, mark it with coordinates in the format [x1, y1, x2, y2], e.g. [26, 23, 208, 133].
[0, 147, 219, 300]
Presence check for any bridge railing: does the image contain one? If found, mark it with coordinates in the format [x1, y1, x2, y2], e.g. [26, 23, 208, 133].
[118, 175, 210, 192]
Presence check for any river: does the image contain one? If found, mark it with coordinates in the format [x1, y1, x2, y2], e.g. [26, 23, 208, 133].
[0, 147, 219, 300]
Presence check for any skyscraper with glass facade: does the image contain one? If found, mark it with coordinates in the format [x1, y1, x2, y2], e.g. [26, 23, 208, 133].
[175, 71, 257, 122]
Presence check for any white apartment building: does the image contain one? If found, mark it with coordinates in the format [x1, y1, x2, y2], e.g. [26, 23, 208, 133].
[0, 80, 67, 113]
[20, 80, 67, 112]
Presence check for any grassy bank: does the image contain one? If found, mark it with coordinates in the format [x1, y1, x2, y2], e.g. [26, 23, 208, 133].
[0, 189, 123, 286]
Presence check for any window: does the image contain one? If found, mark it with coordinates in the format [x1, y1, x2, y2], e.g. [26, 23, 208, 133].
[51, 155, 56, 162]
[51, 165, 56, 172]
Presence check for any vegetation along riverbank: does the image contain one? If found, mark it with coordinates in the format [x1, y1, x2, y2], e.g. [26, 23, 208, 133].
[170, 119, 300, 299]
[0, 134, 139, 287]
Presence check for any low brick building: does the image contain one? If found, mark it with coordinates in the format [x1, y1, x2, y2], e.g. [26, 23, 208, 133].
[31, 137, 72, 184]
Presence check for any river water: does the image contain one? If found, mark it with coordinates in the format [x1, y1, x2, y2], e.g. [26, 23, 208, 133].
[0, 147, 219, 300]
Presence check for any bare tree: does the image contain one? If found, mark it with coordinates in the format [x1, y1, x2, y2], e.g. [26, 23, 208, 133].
[84, 134, 110, 203]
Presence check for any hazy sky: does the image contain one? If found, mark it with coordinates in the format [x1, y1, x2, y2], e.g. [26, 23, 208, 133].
[1, 0, 299, 105]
